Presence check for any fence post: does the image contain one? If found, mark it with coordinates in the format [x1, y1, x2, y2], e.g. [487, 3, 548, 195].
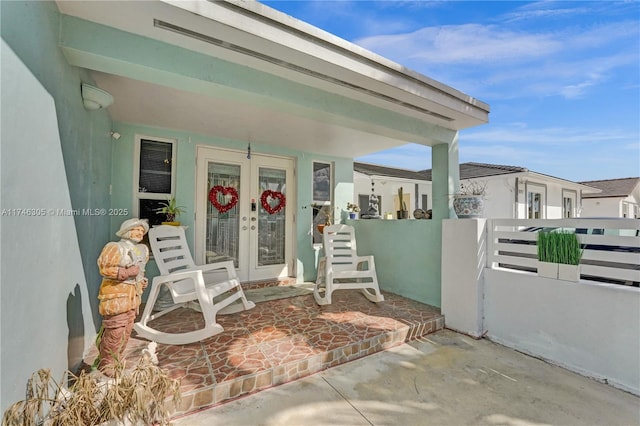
[441, 218, 487, 337]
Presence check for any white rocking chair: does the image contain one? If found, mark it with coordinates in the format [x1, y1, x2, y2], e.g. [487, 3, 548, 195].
[133, 225, 255, 345]
[314, 224, 384, 305]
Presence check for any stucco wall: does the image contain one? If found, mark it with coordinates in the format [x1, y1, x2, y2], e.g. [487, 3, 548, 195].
[350, 219, 442, 307]
[581, 197, 622, 218]
[0, 41, 94, 412]
[440, 219, 486, 336]
[1, 1, 113, 411]
[441, 219, 640, 395]
[484, 268, 640, 396]
[1, 1, 113, 332]
[110, 122, 354, 284]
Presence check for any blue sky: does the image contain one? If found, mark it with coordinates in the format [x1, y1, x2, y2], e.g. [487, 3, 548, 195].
[261, 1, 639, 182]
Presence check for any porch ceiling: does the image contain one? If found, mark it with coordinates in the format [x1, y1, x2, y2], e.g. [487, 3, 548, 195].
[56, 0, 489, 158]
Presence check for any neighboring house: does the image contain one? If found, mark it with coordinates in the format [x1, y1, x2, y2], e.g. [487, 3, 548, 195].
[1, 0, 488, 410]
[354, 162, 431, 218]
[354, 162, 599, 219]
[579, 177, 640, 218]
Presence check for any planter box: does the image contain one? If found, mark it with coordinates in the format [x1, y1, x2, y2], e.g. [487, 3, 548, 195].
[537, 261, 558, 279]
[558, 264, 580, 282]
[537, 262, 580, 281]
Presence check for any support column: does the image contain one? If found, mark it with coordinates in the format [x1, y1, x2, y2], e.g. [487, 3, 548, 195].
[441, 218, 487, 338]
[432, 132, 460, 220]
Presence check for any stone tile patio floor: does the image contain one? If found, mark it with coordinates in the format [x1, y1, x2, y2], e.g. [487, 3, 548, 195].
[88, 288, 444, 418]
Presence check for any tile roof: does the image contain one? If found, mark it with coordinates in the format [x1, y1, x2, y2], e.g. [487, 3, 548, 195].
[578, 177, 640, 198]
[420, 162, 528, 180]
[354, 162, 429, 180]
[355, 161, 527, 181]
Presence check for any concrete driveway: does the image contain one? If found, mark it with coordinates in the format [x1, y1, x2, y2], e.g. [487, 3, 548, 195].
[173, 330, 639, 425]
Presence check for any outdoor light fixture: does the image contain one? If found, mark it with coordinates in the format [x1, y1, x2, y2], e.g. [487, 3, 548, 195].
[110, 131, 121, 140]
[81, 83, 113, 110]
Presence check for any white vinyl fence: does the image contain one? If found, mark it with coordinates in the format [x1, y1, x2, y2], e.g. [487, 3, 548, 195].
[442, 218, 640, 396]
[487, 218, 640, 285]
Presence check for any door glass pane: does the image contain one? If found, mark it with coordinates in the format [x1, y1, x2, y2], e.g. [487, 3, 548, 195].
[206, 162, 240, 267]
[258, 167, 286, 266]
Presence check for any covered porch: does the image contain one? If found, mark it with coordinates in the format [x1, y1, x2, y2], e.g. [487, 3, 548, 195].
[1, 0, 488, 413]
[85, 285, 443, 417]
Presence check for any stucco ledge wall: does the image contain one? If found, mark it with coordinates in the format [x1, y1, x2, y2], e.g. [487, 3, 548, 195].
[483, 268, 640, 396]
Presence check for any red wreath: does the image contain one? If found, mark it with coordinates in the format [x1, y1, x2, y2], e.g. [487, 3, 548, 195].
[261, 190, 286, 214]
[208, 185, 239, 213]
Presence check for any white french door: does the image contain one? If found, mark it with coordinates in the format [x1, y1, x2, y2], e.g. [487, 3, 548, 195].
[195, 147, 295, 282]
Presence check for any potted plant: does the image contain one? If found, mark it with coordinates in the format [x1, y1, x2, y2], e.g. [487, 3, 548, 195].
[346, 202, 360, 220]
[537, 231, 583, 281]
[156, 196, 186, 226]
[453, 181, 487, 218]
[396, 187, 408, 219]
[310, 204, 332, 235]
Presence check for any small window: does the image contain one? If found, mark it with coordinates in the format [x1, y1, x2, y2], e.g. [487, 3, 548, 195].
[312, 161, 332, 204]
[134, 136, 177, 225]
[526, 183, 546, 219]
[421, 194, 429, 210]
[312, 161, 332, 245]
[562, 190, 577, 218]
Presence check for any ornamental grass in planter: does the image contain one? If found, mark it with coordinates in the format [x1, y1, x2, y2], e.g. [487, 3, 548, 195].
[537, 231, 583, 281]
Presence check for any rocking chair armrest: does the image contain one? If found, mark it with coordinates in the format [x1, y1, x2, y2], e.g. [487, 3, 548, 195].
[354, 255, 376, 270]
[184, 260, 237, 277]
[152, 269, 210, 300]
[354, 255, 375, 263]
[152, 269, 204, 286]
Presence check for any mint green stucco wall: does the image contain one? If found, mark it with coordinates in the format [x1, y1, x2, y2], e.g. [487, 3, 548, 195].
[1, 0, 113, 411]
[350, 220, 442, 307]
[111, 122, 353, 285]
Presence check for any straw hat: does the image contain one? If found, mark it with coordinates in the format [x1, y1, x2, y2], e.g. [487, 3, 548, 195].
[115, 218, 149, 238]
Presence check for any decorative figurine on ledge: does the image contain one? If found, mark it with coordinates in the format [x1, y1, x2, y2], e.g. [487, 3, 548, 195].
[95, 218, 149, 377]
[361, 182, 382, 219]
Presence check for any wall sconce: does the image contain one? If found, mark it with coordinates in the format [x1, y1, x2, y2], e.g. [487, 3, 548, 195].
[81, 83, 113, 110]
[110, 131, 121, 140]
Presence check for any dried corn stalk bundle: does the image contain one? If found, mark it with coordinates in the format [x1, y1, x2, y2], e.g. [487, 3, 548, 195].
[2, 355, 180, 426]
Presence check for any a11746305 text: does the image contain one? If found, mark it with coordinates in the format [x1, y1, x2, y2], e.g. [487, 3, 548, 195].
[1, 208, 129, 217]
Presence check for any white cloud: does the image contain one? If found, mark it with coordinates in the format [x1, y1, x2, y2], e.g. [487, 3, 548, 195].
[356, 24, 560, 65]
[462, 125, 636, 145]
[353, 14, 639, 99]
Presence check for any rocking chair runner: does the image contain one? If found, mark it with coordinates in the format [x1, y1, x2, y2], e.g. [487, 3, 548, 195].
[314, 224, 384, 305]
[133, 225, 255, 345]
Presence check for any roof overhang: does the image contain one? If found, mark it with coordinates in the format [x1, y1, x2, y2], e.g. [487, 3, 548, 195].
[56, 0, 489, 158]
[516, 172, 602, 194]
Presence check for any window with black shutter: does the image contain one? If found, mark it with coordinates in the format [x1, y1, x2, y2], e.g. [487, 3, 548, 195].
[134, 136, 177, 225]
